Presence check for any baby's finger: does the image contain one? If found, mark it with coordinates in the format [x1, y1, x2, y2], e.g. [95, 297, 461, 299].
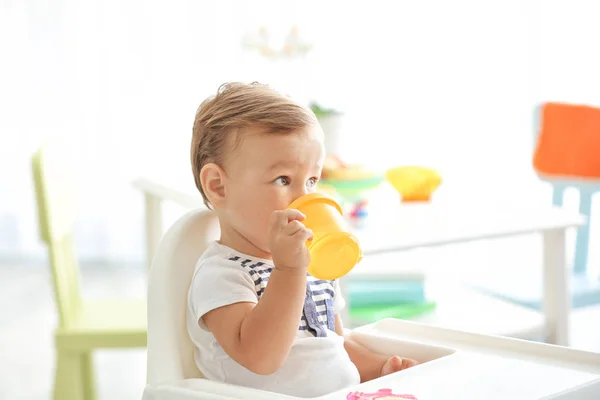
[283, 220, 306, 236]
[269, 210, 291, 230]
[282, 208, 306, 222]
[293, 227, 313, 242]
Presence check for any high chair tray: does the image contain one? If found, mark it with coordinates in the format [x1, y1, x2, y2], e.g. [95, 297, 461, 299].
[142, 319, 600, 400]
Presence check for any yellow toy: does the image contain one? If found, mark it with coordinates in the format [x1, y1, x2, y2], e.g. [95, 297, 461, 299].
[385, 166, 442, 202]
[289, 193, 362, 280]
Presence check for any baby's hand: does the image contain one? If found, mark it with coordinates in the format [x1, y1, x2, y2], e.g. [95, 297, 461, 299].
[380, 356, 418, 377]
[268, 209, 313, 272]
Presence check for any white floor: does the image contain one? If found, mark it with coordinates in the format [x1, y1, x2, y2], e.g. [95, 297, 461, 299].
[0, 263, 147, 400]
[1, 258, 599, 400]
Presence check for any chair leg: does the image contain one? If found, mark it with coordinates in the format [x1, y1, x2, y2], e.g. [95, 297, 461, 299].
[54, 351, 84, 400]
[574, 190, 593, 275]
[552, 185, 566, 207]
[81, 352, 97, 400]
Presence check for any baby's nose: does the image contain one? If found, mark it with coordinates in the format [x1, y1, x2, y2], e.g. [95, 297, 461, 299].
[291, 187, 311, 204]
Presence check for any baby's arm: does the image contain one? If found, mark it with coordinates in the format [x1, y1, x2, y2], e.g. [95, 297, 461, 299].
[202, 209, 312, 375]
[335, 314, 418, 382]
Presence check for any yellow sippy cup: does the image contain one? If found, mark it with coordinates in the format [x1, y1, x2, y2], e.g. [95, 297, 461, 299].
[288, 193, 362, 280]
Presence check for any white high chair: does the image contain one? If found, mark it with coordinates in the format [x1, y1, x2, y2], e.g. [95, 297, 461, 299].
[142, 207, 323, 400]
[143, 208, 600, 400]
[144, 208, 217, 387]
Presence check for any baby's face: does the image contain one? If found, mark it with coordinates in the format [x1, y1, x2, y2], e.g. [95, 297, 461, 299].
[221, 125, 325, 254]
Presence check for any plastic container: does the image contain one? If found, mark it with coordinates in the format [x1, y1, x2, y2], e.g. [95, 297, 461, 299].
[288, 193, 362, 280]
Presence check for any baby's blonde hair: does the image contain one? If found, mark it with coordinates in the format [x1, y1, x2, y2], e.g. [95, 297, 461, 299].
[191, 82, 317, 208]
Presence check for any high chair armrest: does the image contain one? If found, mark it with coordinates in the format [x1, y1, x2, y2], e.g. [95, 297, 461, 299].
[143, 320, 600, 400]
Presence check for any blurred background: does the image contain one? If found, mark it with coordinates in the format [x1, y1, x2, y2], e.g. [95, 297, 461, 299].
[2, 0, 600, 399]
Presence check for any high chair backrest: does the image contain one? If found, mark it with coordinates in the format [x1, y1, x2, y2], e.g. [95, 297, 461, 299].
[146, 207, 220, 385]
[32, 141, 82, 329]
[533, 102, 600, 179]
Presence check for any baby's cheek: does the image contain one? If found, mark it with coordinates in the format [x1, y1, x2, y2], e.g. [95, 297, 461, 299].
[250, 209, 272, 247]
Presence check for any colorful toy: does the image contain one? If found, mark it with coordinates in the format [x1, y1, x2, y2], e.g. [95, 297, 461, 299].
[347, 388, 418, 399]
[348, 200, 369, 220]
[288, 193, 363, 280]
[321, 154, 383, 203]
[385, 166, 441, 202]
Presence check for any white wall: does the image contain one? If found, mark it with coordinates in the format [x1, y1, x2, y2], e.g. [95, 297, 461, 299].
[1, 0, 598, 269]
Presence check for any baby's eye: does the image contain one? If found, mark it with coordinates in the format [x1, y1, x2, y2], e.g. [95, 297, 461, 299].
[306, 177, 318, 188]
[274, 176, 290, 186]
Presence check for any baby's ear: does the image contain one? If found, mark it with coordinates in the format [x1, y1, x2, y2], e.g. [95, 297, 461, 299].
[200, 163, 226, 208]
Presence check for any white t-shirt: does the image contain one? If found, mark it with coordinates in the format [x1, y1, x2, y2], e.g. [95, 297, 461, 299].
[187, 242, 360, 398]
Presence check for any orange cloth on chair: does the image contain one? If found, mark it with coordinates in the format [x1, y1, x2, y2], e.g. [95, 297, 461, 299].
[533, 102, 600, 179]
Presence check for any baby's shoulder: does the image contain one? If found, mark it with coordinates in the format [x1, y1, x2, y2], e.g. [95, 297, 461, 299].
[224, 254, 272, 276]
[193, 243, 273, 282]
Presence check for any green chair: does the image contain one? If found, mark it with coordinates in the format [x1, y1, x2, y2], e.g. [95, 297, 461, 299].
[32, 141, 147, 400]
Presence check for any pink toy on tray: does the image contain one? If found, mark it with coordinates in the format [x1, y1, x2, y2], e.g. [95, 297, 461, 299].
[347, 388, 417, 399]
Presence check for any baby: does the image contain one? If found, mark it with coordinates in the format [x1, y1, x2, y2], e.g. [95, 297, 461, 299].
[186, 82, 417, 398]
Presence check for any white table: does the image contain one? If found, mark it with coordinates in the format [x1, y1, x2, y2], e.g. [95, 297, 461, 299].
[132, 176, 585, 346]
